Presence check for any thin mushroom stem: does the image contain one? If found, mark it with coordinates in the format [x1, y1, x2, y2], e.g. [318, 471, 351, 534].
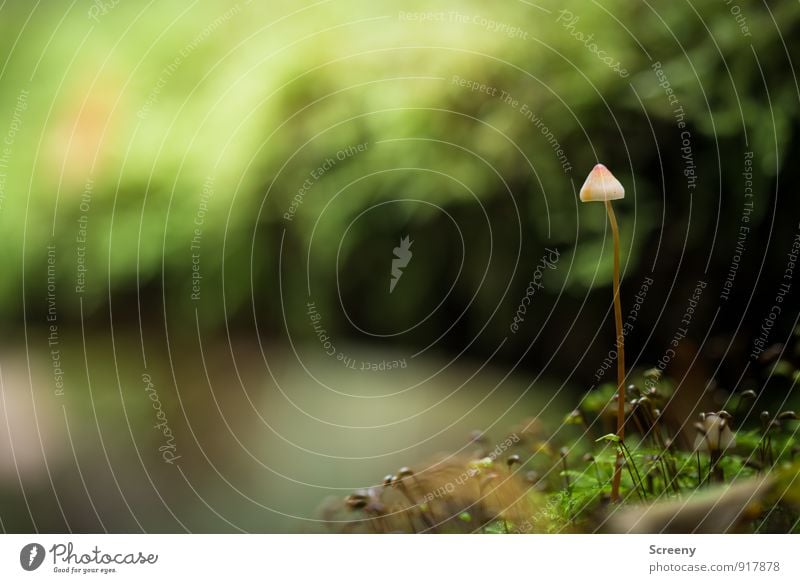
[605, 199, 626, 503]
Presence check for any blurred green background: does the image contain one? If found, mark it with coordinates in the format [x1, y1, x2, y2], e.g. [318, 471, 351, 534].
[0, 0, 798, 532]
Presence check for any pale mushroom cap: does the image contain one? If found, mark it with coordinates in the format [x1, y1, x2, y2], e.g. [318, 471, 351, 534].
[579, 163, 625, 202]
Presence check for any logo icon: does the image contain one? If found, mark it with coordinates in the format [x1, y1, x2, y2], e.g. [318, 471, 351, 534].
[389, 235, 413, 293]
[20, 543, 46, 571]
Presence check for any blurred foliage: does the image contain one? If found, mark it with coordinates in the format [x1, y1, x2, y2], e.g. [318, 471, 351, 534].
[0, 0, 797, 351]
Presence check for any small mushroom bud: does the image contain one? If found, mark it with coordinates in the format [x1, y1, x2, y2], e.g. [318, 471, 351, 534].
[760, 411, 771, 427]
[564, 409, 584, 425]
[506, 454, 521, 468]
[345, 493, 369, 510]
[397, 467, 414, 479]
[694, 412, 736, 453]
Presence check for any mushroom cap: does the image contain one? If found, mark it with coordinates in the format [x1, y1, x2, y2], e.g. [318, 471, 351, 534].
[579, 163, 625, 202]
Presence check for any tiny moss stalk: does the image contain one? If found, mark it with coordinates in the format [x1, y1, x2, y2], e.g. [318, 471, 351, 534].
[619, 441, 647, 500]
[606, 199, 626, 502]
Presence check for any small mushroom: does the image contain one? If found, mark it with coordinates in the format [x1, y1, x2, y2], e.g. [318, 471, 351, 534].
[579, 163, 625, 202]
[580, 163, 626, 502]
